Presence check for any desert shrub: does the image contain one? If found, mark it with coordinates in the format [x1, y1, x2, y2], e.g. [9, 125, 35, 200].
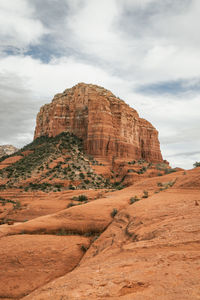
[142, 190, 149, 198]
[28, 182, 52, 191]
[56, 228, 68, 235]
[164, 168, 177, 174]
[110, 208, 118, 218]
[67, 202, 76, 208]
[77, 194, 88, 202]
[79, 172, 85, 179]
[81, 245, 88, 252]
[130, 196, 140, 204]
[68, 184, 76, 190]
[137, 166, 147, 174]
[0, 197, 20, 209]
[116, 185, 124, 190]
[105, 178, 110, 185]
[193, 161, 200, 168]
[157, 180, 176, 190]
[138, 159, 146, 165]
[54, 183, 63, 189]
[0, 184, 6, 190]
[128, 160, 136, 165]
[155, 163, 168, 170]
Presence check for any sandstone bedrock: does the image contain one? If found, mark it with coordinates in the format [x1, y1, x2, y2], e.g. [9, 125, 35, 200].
[34, 83, 163, 163]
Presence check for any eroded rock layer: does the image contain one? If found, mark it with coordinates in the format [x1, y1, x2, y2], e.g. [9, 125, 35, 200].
[34, 83, 163, 162]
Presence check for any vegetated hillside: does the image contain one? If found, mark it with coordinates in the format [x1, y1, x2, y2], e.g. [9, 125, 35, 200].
[0, 132, 114, 192]
[0, 132, 176, 194]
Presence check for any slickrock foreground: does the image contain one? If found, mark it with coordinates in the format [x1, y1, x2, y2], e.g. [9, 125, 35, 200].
[34, 83, 163, 162]
[0, 168, 199, 299]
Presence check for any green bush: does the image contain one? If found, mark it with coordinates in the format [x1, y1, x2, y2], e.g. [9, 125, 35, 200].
[164, 168, 177, 174]
[142, 190, 149, 198]
[193, 161, 200, 168]
[69, 184, 76, 190]
[128, 160, 136, 165]
[77, 195, 88, 202]
[130, 196, 140, 204]
[127, 169, 135, 173]
[111, 208, 118, 218]
[81, 245, 88, 252]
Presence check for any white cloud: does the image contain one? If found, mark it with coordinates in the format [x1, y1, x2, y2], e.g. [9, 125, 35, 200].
[0, 0, 200, 169]
[0, 54, 127, 100]
[0, 0, 48, 50]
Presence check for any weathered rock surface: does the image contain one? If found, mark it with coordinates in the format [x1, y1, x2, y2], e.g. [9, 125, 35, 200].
[34, 83, 163, 162]
[0, 235, 90, 299]
[0, 169, 200, 299]
[0, 145, 18, 158]
[21, 169, 200, 300]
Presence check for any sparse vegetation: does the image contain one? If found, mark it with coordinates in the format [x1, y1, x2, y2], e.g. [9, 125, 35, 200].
[137, 166, 147, 174]
[156, 180, 176, 191]
[128, 160, 136, 165]
[111, 208, 118, 218]
[81, 245, 88, 252]
[56, 228, 69, 236]
[142, 190, 149, 198]
[0, 132, 114, 191]
[77, 195, 88, 202]
[0, 197, 21, 209]
[130, 196, 140, 204]
[193, 161, 200, 168]
[164, 168, 177, 174]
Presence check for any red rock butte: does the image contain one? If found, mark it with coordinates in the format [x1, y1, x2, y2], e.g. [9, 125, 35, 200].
[34, 83, 163, 162]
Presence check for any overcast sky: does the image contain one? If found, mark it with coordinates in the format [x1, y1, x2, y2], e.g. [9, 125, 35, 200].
[0, 0, 200, 169]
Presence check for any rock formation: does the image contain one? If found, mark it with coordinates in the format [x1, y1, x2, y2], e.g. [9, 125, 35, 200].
[0, 145, 18, 158]
[34, 83, 163, 163]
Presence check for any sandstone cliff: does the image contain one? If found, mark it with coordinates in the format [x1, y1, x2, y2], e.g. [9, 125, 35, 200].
[0, 145, 18, 158]
[34, 83, 163, 163]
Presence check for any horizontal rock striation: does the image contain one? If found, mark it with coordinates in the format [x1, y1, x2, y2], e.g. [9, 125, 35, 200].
[34, 83, 163, 162]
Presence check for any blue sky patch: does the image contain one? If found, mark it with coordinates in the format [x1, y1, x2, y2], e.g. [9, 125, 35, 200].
[136, 79, 200, 96]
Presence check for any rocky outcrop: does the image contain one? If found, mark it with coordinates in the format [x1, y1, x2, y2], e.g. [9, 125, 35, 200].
[0, 145, 18, 158]
[34, 83, 163, 162]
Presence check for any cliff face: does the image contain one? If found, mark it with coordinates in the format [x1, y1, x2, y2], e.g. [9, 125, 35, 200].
[0, 145, 18, 158]
[34, 83, 163, 162]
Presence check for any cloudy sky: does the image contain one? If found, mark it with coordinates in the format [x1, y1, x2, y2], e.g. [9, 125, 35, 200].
[0, 0, 200, 169]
